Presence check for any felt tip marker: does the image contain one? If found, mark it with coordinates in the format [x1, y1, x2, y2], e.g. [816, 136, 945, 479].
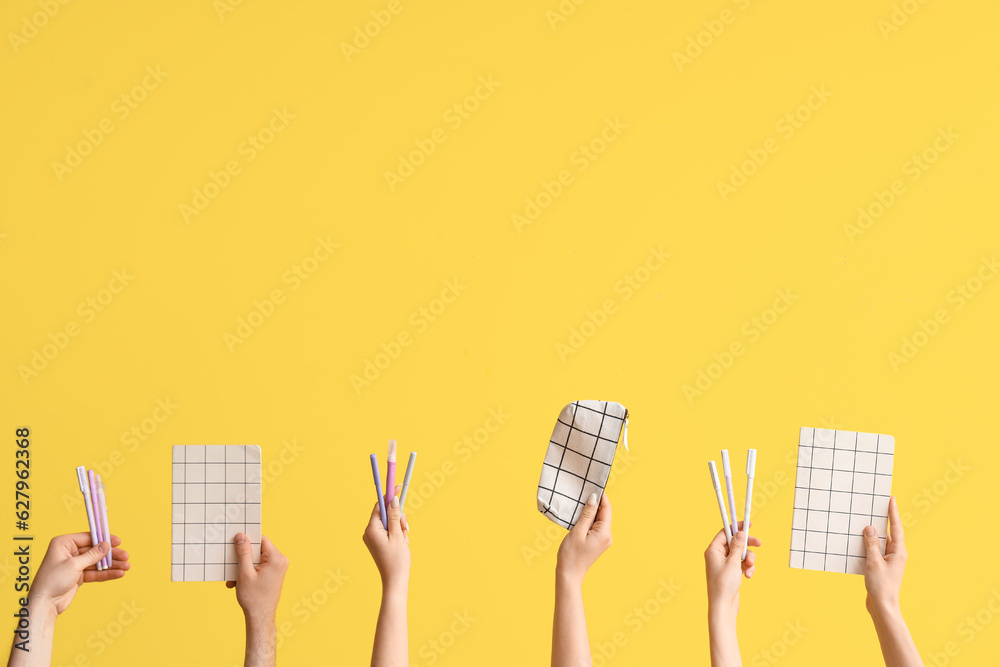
[77, 467, 103, 570]
[709, 461, 733, 545]
[742, 449, 757, 560]
[399, 452, 417, 511]
[721, 449, 739, 543]
[370, 454, 388, 530]
[385, 439, 397, 505]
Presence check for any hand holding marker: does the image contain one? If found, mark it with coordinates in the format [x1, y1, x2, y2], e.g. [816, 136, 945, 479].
[370, 440, 417, 531]
[707, 450, 757, 560]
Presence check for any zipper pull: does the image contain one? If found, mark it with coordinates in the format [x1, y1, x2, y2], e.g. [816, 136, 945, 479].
[622, 411, 629, 452]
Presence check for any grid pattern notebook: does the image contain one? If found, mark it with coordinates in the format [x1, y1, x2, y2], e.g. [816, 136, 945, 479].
[790, 428, 894, 575]
[171, 445, 261, 582]
[537, 400, 627, 529]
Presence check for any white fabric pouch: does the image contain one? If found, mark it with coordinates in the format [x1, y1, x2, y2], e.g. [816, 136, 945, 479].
[537, 400, 629, 529]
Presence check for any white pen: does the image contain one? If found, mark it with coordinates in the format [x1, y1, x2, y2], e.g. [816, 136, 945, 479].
[708, 461, 733, 544]
[721, 450, 739, 543]
[76, 466, 103, 570]
[742, 449, 757, 560]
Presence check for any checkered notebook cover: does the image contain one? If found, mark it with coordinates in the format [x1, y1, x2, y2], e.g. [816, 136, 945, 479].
[171, 445, 261, 582]
[789, 427, 894, 575]
[537, 400, 628, 529]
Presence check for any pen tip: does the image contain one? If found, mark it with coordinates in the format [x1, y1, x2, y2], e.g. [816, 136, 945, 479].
[387, 439, 397, 458]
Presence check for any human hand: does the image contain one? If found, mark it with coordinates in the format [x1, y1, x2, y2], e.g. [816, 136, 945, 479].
[227, 535, 289, 626]
[363, 485, 410, 590]
[864, 496, 907, 617]
[30, 533, 130, 616]
[704, 521, 762, 618]
[556, 492, 613, 586]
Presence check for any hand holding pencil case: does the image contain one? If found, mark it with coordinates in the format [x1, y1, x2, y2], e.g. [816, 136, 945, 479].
[537, 400, 629, 529]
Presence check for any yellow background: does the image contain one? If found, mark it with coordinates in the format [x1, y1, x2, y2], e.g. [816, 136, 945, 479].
[2, 0, 999, 664]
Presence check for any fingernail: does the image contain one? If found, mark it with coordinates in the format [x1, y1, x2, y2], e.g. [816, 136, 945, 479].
[747, 568, 755, 578]
[235, 533, 245, 545]
[390, 495, 399, 508]
[100, 542, 110, 552]
[587, 492, 597, 506]
[863, 526, 875, 536]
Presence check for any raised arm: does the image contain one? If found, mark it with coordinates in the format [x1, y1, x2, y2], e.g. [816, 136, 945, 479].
[864, 497, 921, 666]
[364, 485, 410, 667]
[704, 522, 761, 667]
[228, 534, 290, 667]
[552, 491, 613, 667]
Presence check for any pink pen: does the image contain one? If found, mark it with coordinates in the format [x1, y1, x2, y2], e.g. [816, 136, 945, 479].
[87, 470, 104, 570]
[385, 439, 397, 504]
[96, 475, 111, 569]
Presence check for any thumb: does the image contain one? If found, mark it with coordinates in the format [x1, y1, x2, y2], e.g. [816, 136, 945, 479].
[235, 533, 255, 579]
[571, 493, 599, 535]
[73, 541, 110, 570]
[862, 526, 883, 562]
[728, 531, 747, 563]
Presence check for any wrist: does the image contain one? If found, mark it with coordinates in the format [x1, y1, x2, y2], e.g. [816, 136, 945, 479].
[868, 596, 902, 621]
[243, 608, 277, 632]
[708, 600, 738, 628]
[381, 575, 409, 600]
[27, 596, 59, 624]
[555, 564, 585, 589]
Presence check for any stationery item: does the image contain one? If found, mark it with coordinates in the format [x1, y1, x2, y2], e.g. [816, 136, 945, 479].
[742, 449, 756, 560]
[721, 450, 738, 541]
[399, 452, 417, 510]
[87, 470, 105, 570]
[709, 461, 734, 544]
[96, 474, 111, 569]
[76, 466, 102, 570]
[537, 401, 629, 529]
[370, 454, 388, 530]
[385, 439, 397, 504]
[789, 427, 894, 575]
[171, 445, 262, 582]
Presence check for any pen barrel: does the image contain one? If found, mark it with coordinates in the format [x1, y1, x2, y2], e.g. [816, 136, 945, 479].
[742, 476, 754, 559]
[714, 486, 733, 542]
